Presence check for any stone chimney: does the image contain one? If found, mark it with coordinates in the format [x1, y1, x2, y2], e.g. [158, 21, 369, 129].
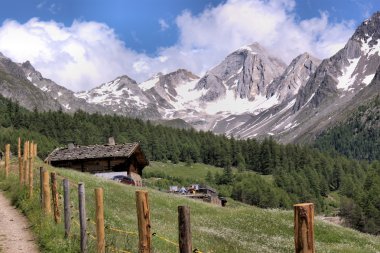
[108, 137, 115, 145]
[68, 143, 75, 150]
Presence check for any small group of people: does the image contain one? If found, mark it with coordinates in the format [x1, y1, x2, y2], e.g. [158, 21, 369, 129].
[179, 186, 187, 194]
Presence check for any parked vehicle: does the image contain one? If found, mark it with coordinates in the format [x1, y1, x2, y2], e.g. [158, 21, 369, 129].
[112, 175, 135, 186]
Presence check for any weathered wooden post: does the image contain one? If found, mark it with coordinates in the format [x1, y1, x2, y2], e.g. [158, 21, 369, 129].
[178, 206, 192, 253]
[42, 170, 51, 214]
[136, 190, 151, 253]
[23, 141, 28, 185]
[28, 141, 33, 198]
[23, 141, 28, 161]
[17, 137, 21, 158]
[294, 203, 315, 253]
[19, 156, 23, 185]
[4, 144, 10, 178]
[39, 167, 44, 207]
[95, 188, 105, 253]
[51, 172, 61, 223]
[18, 137, 22, 184]
[23, 160, 28, 185]
[63, 179, 71, 238]
[34, 143, 38, 158]
[78, 183, 87, 253]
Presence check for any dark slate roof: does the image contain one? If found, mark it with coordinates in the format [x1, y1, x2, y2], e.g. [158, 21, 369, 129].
[46, 142, 141, 162]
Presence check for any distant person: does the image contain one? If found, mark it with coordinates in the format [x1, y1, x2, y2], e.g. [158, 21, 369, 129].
[179, 186, 187, 194]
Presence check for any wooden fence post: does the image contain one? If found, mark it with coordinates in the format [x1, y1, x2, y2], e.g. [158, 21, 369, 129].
[19, 157, 23, 185]
[23, 141, 28, 185]
[28, 142, 33, 198]
[42, 171, 51, 214]
[23, 160, 28, 185]
[18, 138, 22, 184]
[136, 190, 151, 253]
[23, 141, 28, 161]
[18, 137, 21, 158]
[63, 179, 71, 238]
[178, 206, 192, 253]
[34, 143, 38, 157]
[294, 203, 315, 253]
[51, 172, 61, 223]
[95, 188, 105, 253]
[78, 183, 87, 253]
[4, 144, 10, 178]
[39, 167, 44, 207]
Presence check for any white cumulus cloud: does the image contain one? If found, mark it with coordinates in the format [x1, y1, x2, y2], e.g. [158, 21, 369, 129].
[0, 0, 356, 92]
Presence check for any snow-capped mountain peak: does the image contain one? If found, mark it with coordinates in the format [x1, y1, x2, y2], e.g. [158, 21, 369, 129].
[195, 42, 287, 103]
[3, 12, 380, 144]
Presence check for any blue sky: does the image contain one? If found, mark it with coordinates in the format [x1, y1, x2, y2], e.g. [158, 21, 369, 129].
[0, 0, 379, 91]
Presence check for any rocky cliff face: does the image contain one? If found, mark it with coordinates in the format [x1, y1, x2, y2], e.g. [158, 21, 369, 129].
[0, 54, 61, 111]
[21, 61, 105, 113]
[294, 12, 380, 112]
[142, 69, 200, 110]
[266, 53, 321, 103]
[195, 43, 287, 102]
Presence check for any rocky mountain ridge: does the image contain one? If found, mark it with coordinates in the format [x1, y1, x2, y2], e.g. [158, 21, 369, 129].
[0, 54, 61, 111]
[216, 11, 380, 142]
[21, 61, 105, 113]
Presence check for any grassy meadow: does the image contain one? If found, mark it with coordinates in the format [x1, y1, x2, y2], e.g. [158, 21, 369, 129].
[0, 159, 380, 252]
[144, 161, 226, 180]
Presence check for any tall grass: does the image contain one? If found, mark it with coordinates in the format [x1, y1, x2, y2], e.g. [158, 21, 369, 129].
[1, 159, 380, 252]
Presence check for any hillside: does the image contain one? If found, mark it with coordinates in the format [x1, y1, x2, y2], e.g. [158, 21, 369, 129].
[315, 95, 380, 161]
[2, 159, 380, 253]
[2, 93, 380, 234]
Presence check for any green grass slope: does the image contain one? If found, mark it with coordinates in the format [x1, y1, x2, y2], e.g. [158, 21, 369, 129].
[1, 159, 380, 253]
[144, 161, 225, 181]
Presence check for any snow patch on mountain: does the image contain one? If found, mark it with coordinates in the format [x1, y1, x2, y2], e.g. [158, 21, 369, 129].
[41, 86, 50, 92]
[337, 57, 360, 90]
[204, 92, 279, 115]
[361, 37, 380, 56]
[172, 80, 203, 108]
[140, 76, 159, 91]
[363, 74, 375, 85]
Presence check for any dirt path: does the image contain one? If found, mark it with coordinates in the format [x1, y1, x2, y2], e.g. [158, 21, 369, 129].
[0, 191, 39, 253]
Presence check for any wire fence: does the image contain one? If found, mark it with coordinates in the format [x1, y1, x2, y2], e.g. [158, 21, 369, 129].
[2, 138, 320, 253]
[2, 145, 211, 253]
